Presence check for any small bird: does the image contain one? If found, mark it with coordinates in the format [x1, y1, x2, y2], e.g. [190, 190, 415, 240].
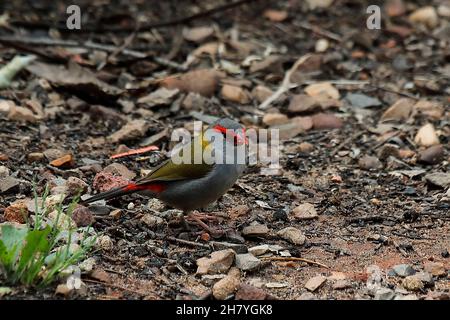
[82, 118, 247, 233]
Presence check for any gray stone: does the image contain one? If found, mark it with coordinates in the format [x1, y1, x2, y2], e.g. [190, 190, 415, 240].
[392, 264, 416, 277]
[299, 292, 317, 300]
[0, 176, 20, 193]
[235, 253, 261, 272]
[402, 275, 424, 291]
[346, 93, 382, 108]
[305, 275, 326, 292]
[242, 223, 269, 237]
[277, 227, 306, 245]
[425, 172, 450, 188]
[210, 241, 248, 254]
[374, 288, 395, 300]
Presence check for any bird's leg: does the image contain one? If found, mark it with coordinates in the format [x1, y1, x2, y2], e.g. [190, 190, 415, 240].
[185, 211, 224, 238]
[179, 211, 191, 231]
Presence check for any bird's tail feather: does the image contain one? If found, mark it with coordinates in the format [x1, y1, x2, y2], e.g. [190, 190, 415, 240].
[81, 185, 135, 205]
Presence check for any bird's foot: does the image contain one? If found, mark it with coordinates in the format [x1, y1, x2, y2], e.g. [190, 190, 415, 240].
[185, 212, 224, 238]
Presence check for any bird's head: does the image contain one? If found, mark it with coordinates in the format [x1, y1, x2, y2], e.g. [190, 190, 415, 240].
[208, 118, 248, 146]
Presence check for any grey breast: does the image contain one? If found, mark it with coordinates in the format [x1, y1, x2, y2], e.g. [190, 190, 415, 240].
[158, 163, 244, 211]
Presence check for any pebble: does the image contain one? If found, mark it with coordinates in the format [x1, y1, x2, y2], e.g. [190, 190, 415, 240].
[4, 199, 29, 224]
[212, 267, 240, 300]
[414, 123, 440, 147]
[127, 202, 135, 210]
[104, 163, 136, 180]
[221, 84, 250, 104]
[315, 38, 329, 52]
[65, 177, 89, 196]
[251, 85, 273, 103]
[27, 152, 45, 162]
[423, 261, 446, 277]
[0, 165, 9, 177]
[210, 241, 248, 254]
[299, 292, 317, 300]
[71, 206, 95, 227]
[358, 155, 382, 170]
[79, 257, 96, 273]
[409, 6, 439, 28]
[242, 223, 269, 237]
[248, 244, 270, 256]
[374, 288, 395, 300]
[292, 203, 318, 220]
[147, 198, 165, 212]
[196, 249, 235, 275]
[402, 275, 424, 291]
[55, 284, 73, 296]
[96, 235, 114, 251]
[108, 119, 148, 143]
[346, 93, 381, 108]
[277, 227, 306, 245]
[414, 271, 434, 286]
[109, 209, 122, 219]
[235, 253, 261, 272]
[418, 145, 444, 165]
[394, 294, 418, 300]
[0, 176, 20, 193]
[332, 279, 352, 290]
[235, 284, 269, 300]
[392, 264, 416, 277]
[424, 172, 450, 188]
[228, 204, 250, 219]
[140, 214, 164, 229]
[262, 113, 289, 126]
[305, 275, 326, 292]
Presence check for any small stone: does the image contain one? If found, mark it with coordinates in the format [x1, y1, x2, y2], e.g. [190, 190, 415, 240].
[425, 172, 450, 188]
[43, 148, 67, 161]
[263, 9, 288, 22]
[79, 257, 96, 273]
[235, 253, 261, 272]
[418, 145, 444, 165]
[55, 284, 73, 296]
[358, 155, 382, 170]
[27, 152, 45, 162]
[346, 93, 382, 108]
[394, 294, 418, 300]
[71, 206, 95, 227]
[332, 279, 352, 290]
[374, 288, 395, 300]
[414, 272, 434, 286]
[392, 264, 416, 277]
[212, 267, 240, 300]
[378, 144, 400, 160]
[299, 292, 317, 300]
[315, 38, 329, 52]
[108, 120, 148, 143]
[4, 199, 29, 224]
[288, 94, 319, 113]
[147, 198, 165, 212]
[311, 113, 343, 130]
[304, 82, 340, 99]
[292, 203, 318, 220]
[402, 275, 424, 291]
[242, 223, 269, 237]
[92, 171, 129, 193]
[249, 245, 270, 256]
[210, 241, 248, 254]
[103, 163, 136, 180]
[48, 210, 73, 230]
[262, 113, 289, 126]
[90, 269, 110, 283]
[183, 26, 214, 43]
[97, 235, 113, 251]
[228, 204, 250, 219]
[235, 284, 269, 300]
[414, 123, 440, 147]
[140, 214, 164, 229]
[0, 176, 20, 193]
[221, 84, 250, 104]
[305, 275, 326, 292]
[109, 209, 122, 219]
[0, 166, 9, 178]
[277, 227, 306, 245]
[196, 249, 235, 275]
[298, 142, 314, 153]
[65, 177, 88, 196]
[423, 261, 446, 277]
[251, 85, 273, 103]
[409, 6, 439, 28]
[380, 98, 414, 122]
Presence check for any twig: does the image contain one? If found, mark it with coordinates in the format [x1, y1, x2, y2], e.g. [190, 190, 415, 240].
[261, 256, 329, 269]
[295, 21, 343, 42]
[167, 236, 211, 249]
[97, 30, 138, 70]
[258, 54, 312, 110]
[11, 0, 263, 33]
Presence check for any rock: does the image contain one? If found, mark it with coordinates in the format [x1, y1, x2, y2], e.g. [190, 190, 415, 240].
[299, 292, 317, 300]
[304, 82, 340, 100]
[96, 235, 113, 251]
[402, 275, 424, 291]
[196, 249, 235, 275]
[27, 152, 45, 162]
[137, 87, 179, 107]
[109, 209, 122, 219]
[182, 92, 207, 110]
[394, 294, 419, 300]
[438, 4, 450, 17]
[147, 198, 165, 212]
[183, 26, 214, 43]
[90, 269, 110, 283]
[332, 279, 352, 290]
[79, 257, 96, 273]
[315, 38, 329, 52]
[374, 288, 395, 300]
[423, 261, 446, 277]
[277, 227, 306, 245]
[251, 85, 273, 103]
[48, 210, 74, 230]
[358, 155, 382, 170]
[346, 93, 382, 108]
[409, 6, 439, 28]
[249, 245, 270, 256]
[235, 284, 269, 300]
[210, 241, 248, 254]
[380, 98, 414, 122]
[50, 154, 75, 168]
[292, 203, 318, 220]
[263, 9, 288, 22]
[273, 117, 313, 140]
[55, 284, 72, 296]
[311, 113, 343, 130]
[392, 264, 416, 277]
[221, 84, 250, 104]
[298, 142, 314, 153]
[378, 144, 400, 160]
[265, 282, 289, 288]
[425, 172, 450, 188]
[4, 199, 29, 224]
[288, 94, 319, 113]
[414, 272, 434, 286]
[43, 148, 67, 161]
[0, 166, 9, 177]
[0, 176, 20, 193]
[242, 223, 269, 237]
[262, 113, 289, 126]
[161, 69, 221, 97]
[7, 105, 39, 123]
[71, 206, 95, 227]
[228, 204, 250, 219]
[65, 177, 88, 196]
[104, 163, 137, 180]
[418, 145, 444, 165]
[414, 123, 439, 147]
[250, 55, 282, 73]
[92, 171, 129, 193]
[108, 120, 148, 143]
[140, 214, 164, 229]
[235, 253, 261, 272]
[305, 275, 326, 292]
[212, 267, 240, 300]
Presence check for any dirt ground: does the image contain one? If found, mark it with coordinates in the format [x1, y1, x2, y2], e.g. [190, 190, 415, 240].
[0, 0, 449, 300]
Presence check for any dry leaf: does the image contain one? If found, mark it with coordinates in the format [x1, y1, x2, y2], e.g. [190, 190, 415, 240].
[380, 98, 414, 122]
